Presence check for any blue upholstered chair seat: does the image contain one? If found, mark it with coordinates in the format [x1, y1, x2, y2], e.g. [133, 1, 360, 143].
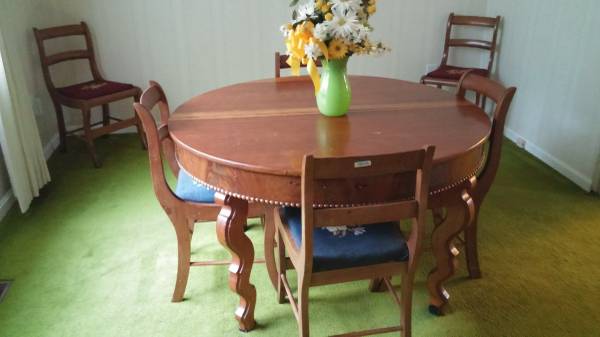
[174, 169, 216, 203]
[281, 207, 410, 272]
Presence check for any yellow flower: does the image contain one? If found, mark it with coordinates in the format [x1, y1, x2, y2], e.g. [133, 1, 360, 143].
[304, 21, 315, 31]
[367, 5, 376, 15]
[315, 0, 324, 8]
[328, 39, 348, 59]
[325, 13, 334, 21]
[320, 3, 331, 13]
[369, 0, 376, 4]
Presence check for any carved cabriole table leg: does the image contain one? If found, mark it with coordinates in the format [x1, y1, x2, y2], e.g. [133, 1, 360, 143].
[427, 189, 475, 316]
[215, 193, 257, 332]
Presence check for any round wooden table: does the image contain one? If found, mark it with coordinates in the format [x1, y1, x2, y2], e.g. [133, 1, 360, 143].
[170, 76, 490, 331]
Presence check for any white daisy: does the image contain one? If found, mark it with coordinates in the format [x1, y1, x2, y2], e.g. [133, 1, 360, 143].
[295, 2, 317, 23]
[326, 7, 365, 43]
[304, 42, 323, 60]
[329, 0, 362, 13]
[351, 24, 371, 43]
[313, 22, 333, 41]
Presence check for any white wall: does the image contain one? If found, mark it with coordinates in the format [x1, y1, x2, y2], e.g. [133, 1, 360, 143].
[487, 0, 600, 191]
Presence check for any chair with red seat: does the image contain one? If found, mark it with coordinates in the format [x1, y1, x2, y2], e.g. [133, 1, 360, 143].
[421, 13, 501, 104]
[33, 22, 144, 167]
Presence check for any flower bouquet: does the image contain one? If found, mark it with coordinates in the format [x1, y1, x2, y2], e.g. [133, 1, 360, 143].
[281, 0, 389, 117]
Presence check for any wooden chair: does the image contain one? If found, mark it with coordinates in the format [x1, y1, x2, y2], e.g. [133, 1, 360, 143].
[443, 71, 516, 279]
[275, 52, 322, 78]
[133, 81, 266, 302]
[421, 13, 501, 99]
[274, 147, 435, 337]
[33, 22, 145, 168]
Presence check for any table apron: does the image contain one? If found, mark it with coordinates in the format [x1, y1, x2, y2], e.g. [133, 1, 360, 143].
[175, 143, 485, 208]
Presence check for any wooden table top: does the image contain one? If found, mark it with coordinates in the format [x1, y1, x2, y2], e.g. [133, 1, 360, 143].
[171, 76, 490, 178]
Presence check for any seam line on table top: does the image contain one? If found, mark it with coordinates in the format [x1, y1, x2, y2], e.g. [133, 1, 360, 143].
[171, 101, 473, 121]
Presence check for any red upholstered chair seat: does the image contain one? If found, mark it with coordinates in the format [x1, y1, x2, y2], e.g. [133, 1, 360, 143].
[57, 80, 134, 100]
[426, 65, 488, 81]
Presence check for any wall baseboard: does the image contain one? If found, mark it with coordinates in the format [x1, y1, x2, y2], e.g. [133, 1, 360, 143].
[0, 189, 15, 221]
[504, 128, 593, 192]
[44, 133, 60, 161]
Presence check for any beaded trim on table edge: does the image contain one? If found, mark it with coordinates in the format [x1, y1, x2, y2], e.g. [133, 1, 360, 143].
[179, 155, 486, 209]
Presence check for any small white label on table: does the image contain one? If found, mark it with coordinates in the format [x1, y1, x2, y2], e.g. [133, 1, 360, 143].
[354, 160, 372, 168]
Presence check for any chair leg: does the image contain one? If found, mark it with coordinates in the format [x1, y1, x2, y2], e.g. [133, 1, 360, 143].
[276, 227, 287, 304]
[432, 208, 446, 226]
[102, 104, 110, 127]
[133, 93, 147, 150]
[465, 204, 481, 279]
[368, 278, 386, 292]
[53, 101, 67, 153]
[297, 275, 310, 337]
[401, 274, 415, 337]
[263, 208, 279, 291]
[172, 216, 192, 302]
[82, 107, 101, 168]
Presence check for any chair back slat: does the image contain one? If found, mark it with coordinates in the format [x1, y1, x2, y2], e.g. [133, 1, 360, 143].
[312, 150, 426, 180]
[33, 24, 86, 40]
[313, 200, 419, 228]
[448, 39, 492, 50]
[451, 14, 499, 28]
[44, 50, 92, 66]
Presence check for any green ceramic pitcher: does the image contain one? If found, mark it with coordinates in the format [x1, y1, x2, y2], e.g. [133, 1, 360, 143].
[316, 57, 351, 117]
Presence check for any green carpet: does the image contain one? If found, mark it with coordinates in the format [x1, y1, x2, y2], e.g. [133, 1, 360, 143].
[0, 135, 598, 337]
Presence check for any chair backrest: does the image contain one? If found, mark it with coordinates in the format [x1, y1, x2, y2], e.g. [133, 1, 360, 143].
[299, 147, 435, 272]
[275, 52, 322, 78]
[441, 13, 501, 73]
[33, 22, 103, 96]
[457, 71, 516, 198]
[133, 81, 181, 207]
